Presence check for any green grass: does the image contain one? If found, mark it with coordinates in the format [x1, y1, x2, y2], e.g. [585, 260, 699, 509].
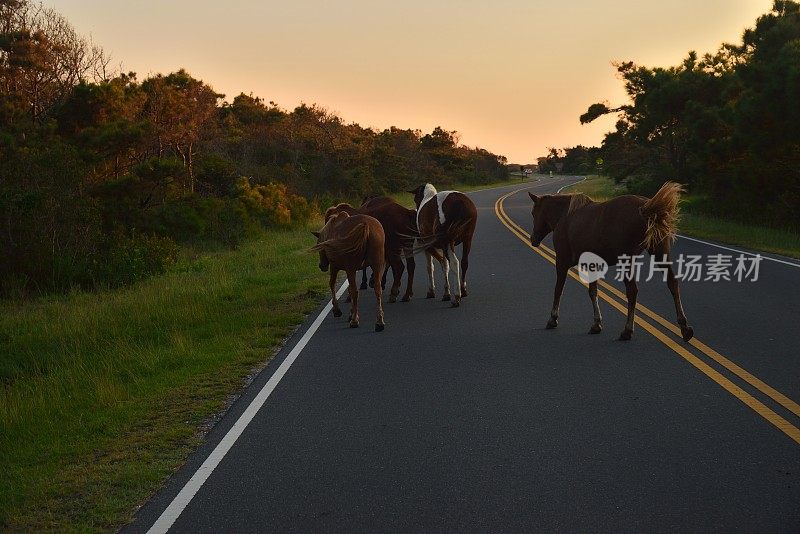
[563, 175, 800, 259]
[562, 174, 624, 202]
[0, 224, 329, 531]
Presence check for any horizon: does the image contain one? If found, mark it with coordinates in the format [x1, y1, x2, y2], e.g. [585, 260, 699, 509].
[46, 1, 772, 162]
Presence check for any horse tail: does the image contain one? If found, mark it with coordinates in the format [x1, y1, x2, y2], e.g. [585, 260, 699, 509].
[445, 217, 474, 244]
[310, 222, 369, 263]
[409, 232, 440, 255]
[640, 181, 684, 251]
[408, 217, 474, 255]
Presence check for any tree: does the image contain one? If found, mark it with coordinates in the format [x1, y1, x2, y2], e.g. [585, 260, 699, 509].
[0, 0, 109, 126]
[142, 70, 223, 193]
[580, 0, 800, 225]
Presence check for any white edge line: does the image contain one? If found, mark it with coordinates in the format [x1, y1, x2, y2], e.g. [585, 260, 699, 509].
[676, 234, 800, 268]
[464, 174, 571, 196]
[556, 176, 586, 193]
[146, 280, 351, 534]
[556, 176, 800, 269]
[464, 179, 538, 194]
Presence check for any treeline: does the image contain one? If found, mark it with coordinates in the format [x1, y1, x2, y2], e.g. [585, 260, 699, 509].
[0, 1, 508, 297]
[536, 146, 601, 175]
[576, 0, 800, 229]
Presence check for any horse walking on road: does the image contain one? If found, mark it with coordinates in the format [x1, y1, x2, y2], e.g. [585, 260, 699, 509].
[410, 183, 477, 307]
[528, 182, 694, 341]
[325, 197, 417, 302]
[312, 212, 386, 331]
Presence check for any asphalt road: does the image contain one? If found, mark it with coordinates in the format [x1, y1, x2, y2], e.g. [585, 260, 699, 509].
[129, 175, 800, 533]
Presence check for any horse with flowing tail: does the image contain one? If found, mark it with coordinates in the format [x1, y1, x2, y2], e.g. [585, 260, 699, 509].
[410, 183, 477, 307]
[312, 211, 386, 331]
[324, 203, 371, 290]
[528, 181, 693, 341]
[325, 197, 417, 302]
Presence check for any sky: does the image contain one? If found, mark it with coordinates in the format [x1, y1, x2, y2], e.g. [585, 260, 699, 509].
[46, 0, 773, 163]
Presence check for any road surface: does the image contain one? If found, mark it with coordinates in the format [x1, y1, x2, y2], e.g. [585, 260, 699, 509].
[128, 175, 800, 533]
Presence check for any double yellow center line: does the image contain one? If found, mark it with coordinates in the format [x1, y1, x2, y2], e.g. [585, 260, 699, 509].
[495, 188, 800, 445]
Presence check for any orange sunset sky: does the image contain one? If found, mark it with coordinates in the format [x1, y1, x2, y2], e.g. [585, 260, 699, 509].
[46, 0, 772, 163]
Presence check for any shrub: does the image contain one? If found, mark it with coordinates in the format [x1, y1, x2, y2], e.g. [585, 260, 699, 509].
[93, 233, 179, 287]
[139, 197, 252, 248]
[235, 177, 314, 228]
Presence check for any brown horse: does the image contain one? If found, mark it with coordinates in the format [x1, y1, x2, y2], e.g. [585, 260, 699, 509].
[410, 183, 477, 307]
[312, 212, 386, 331]
[528, 181, 693, 341]
[325, 198, 417, 302]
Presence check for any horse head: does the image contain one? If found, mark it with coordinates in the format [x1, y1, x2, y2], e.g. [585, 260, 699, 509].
[528, 192, 553, 247]
[407, 183, 437, 209]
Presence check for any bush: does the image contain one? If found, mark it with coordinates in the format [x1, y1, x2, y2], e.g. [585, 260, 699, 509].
[235, 177, 314, 228]
[93, 233, 179, 288]
[139, 197, 252, 248]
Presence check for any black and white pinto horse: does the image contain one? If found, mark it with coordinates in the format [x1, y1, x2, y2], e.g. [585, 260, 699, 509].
[410, 183, 477, 307]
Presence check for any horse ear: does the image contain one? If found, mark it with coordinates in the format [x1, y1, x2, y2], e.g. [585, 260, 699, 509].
[311, 231, 320, 238]
[528, 192, 540, 204]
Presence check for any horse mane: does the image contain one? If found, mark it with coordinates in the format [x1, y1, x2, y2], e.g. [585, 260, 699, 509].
[566, 193, 593, 215]
[324, 202, 356, 222]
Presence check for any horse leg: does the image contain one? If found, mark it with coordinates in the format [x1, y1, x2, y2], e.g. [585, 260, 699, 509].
[401, 249, 415, 302]
[382, 265, 389, 290]
[445, 243, 462, 307]
[439, 250, 451, 302]
[666, 259, 694, 341]
[587, 281, 602, 334]
[330, 269, 343, 318]
[460, 236, 472, 297]
[346, 270, 359, 328]
[374, 258, 386, 332]
[619, 279, 638, 340]
[425, 251, 436, 299]
[387, 252, 403, 304]
[347, 268, 366, 302]
[547, 262, 568, 329]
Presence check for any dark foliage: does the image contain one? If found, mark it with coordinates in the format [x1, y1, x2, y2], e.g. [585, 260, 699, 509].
[579, 1, 800, 228]
[0, 1, 507, 297]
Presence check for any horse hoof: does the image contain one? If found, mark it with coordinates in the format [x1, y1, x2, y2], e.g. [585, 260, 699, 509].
[682, 325, 694, 342]
[618, 329, 633, 341]
[451, 300, 460, 308]
[401, 295, 411, 302]
[442, 294, 451, 302]
[546, 318, 558, 329]
[375, 323, 385, 332]
[588, 324, 602, 334]
[350, 322, 359, 328]
[426, 291, 435, 299]
[389, 295, 397, 303]
[333, 309, 343, 318]
[461, 289, 468, 297]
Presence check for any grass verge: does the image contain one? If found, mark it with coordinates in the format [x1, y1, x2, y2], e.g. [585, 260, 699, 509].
[1, 173, 534, 531]
[0, 224, 328, 531]
[563, 175, 800, 259]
